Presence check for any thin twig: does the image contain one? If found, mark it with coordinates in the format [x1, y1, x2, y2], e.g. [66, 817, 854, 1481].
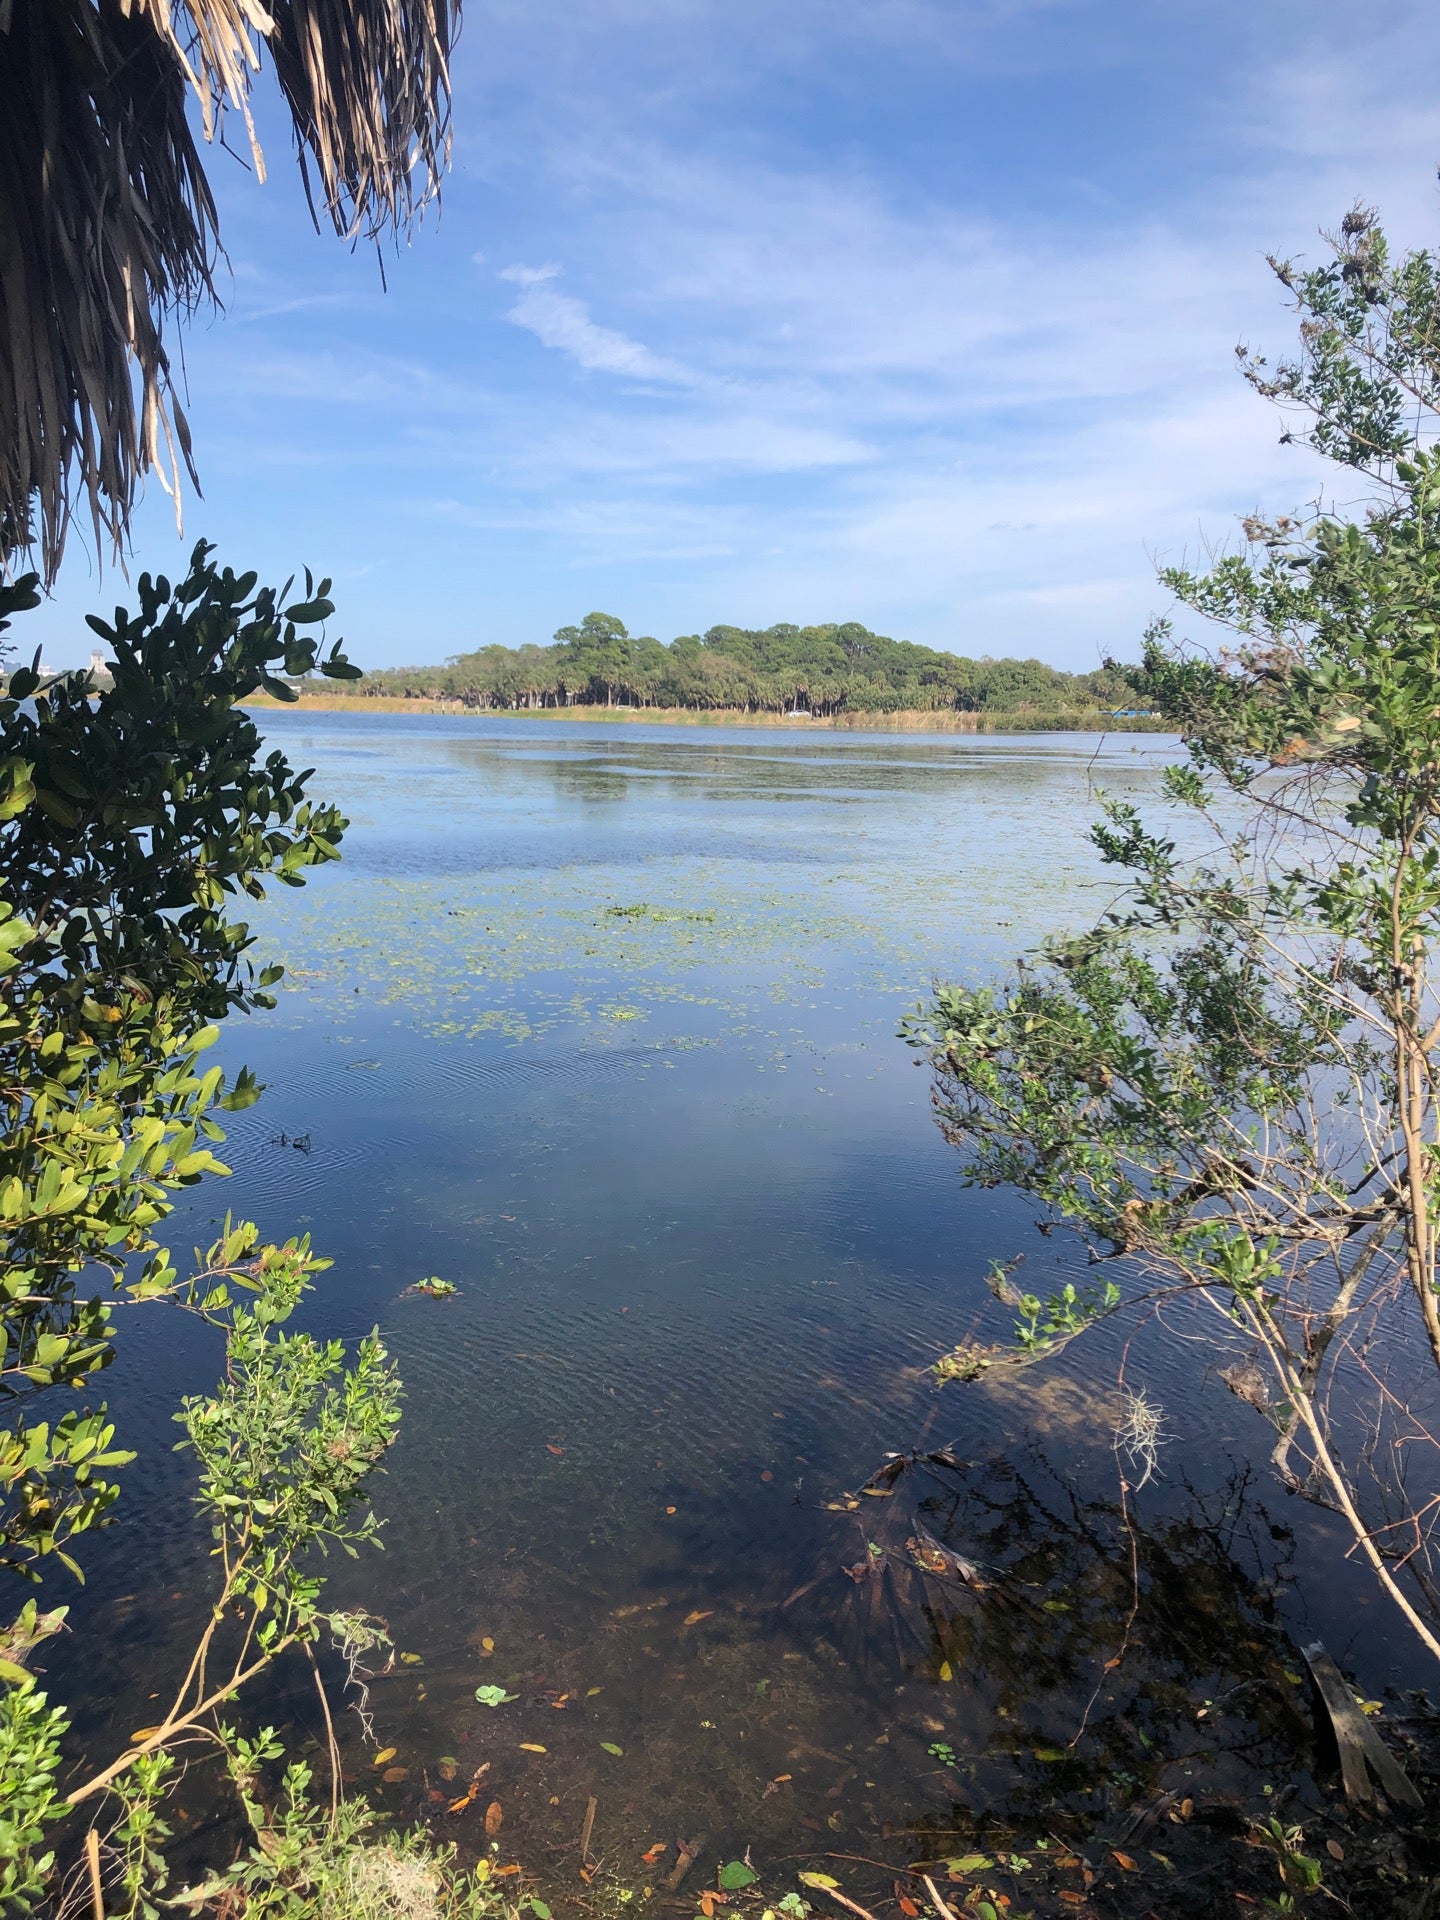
[817, 1887, 880, 1920]
[84, 1829, 104, 1920]
[922, 1877, 960, 1920]
[66, 1636, 301, 1805]
[580, 1795, 597, 1870]
[305, 1642, 343, 1825]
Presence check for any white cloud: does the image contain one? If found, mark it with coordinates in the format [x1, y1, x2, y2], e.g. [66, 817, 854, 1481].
[32, 0, 1440, 671]
[418, 2, 1440, 661]
[499, 264, 698, 385]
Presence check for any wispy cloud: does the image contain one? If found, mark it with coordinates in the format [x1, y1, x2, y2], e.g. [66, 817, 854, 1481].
[26, 0, 1440, 668]
[499, 264, 698, 385]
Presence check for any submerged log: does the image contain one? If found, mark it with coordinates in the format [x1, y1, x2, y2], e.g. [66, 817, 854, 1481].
[1302, 1642, 1421, 1810]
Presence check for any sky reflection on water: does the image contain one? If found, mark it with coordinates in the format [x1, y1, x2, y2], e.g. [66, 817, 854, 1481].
[54, 717, 1409, 1896]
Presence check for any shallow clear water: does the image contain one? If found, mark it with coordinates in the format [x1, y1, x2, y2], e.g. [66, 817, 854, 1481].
[51, 717, 1413, 1898]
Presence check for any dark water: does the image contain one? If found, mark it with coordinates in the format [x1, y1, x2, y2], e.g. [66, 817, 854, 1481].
[47, 718, 1417, 1902]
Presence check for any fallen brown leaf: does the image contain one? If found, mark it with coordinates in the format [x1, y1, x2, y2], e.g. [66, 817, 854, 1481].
[447, 1764, 489, 1816]
[485, 1801, 503, 1836]
[683, 1609, 714, 1626]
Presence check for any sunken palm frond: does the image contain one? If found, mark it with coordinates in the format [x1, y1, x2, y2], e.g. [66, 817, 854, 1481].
[0, 0, 458, 587]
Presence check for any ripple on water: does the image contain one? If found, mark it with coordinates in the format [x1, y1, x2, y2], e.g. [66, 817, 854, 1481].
[57, 719, 1413, 1901]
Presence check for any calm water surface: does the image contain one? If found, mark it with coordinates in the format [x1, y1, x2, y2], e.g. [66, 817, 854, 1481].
[56, 717, 1411, 1891]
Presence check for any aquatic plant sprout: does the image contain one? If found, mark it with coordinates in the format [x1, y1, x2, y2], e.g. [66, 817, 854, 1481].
[1116, 1389, 1167, 1490]
[328, 1610, 395, 1745]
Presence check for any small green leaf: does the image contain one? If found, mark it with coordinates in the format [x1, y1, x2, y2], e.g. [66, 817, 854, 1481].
[720, 1862, 759, 1891]
[474, 1685, 517, 1707]
[599, 1740, 624, 1756]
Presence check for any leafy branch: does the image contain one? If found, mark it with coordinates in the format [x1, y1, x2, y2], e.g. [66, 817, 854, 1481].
[910, 202, 1440, 1665]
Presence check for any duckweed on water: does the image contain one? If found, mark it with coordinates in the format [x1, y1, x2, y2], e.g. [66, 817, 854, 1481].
[73, 721, 1421, 1920]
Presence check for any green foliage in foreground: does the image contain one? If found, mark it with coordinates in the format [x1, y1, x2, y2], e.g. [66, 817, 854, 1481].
[172, 1762, 498, 1919]
[909, 203, 1440, 1665]
[357, 610, 1135, 718]
[0, 545, 355, 1578]
[0, 547, 493, 1915]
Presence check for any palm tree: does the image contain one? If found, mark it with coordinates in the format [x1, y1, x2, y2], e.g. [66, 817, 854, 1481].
[0, 0, 458, 584]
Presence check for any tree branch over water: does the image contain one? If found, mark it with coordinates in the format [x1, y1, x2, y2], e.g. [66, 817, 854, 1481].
[908, 201, 1440, 1666]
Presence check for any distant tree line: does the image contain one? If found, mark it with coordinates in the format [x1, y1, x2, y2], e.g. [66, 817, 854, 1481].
[357, 612, 1135, 717]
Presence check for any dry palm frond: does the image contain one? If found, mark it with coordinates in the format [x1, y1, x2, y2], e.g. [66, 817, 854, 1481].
[270, 0, 455, 241]
[0, 0, 215, 580]
[0, 0, 457, 587]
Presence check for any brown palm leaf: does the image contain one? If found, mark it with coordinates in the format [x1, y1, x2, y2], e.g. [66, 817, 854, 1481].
[0, 0, 457, 587]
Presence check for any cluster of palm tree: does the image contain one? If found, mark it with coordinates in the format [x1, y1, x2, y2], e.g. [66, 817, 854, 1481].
[363, 611, 1134, 717]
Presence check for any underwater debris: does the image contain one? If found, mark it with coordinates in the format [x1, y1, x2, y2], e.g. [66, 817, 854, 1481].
[1302, 1642, 1421, 1809]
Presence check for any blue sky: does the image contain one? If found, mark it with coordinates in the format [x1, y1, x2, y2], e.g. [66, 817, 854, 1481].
[30, 0, 1440, 670]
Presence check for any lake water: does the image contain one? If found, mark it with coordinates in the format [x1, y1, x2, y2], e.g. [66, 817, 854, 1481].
[55, 716, 1415, 1904]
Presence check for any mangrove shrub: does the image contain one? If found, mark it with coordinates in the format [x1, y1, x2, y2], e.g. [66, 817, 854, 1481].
[909, 203, 1440, 1664]
[0, 550, 474, 1913]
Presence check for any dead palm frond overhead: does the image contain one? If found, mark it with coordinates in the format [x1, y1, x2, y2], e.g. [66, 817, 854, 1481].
[0, 0, 458, 586]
